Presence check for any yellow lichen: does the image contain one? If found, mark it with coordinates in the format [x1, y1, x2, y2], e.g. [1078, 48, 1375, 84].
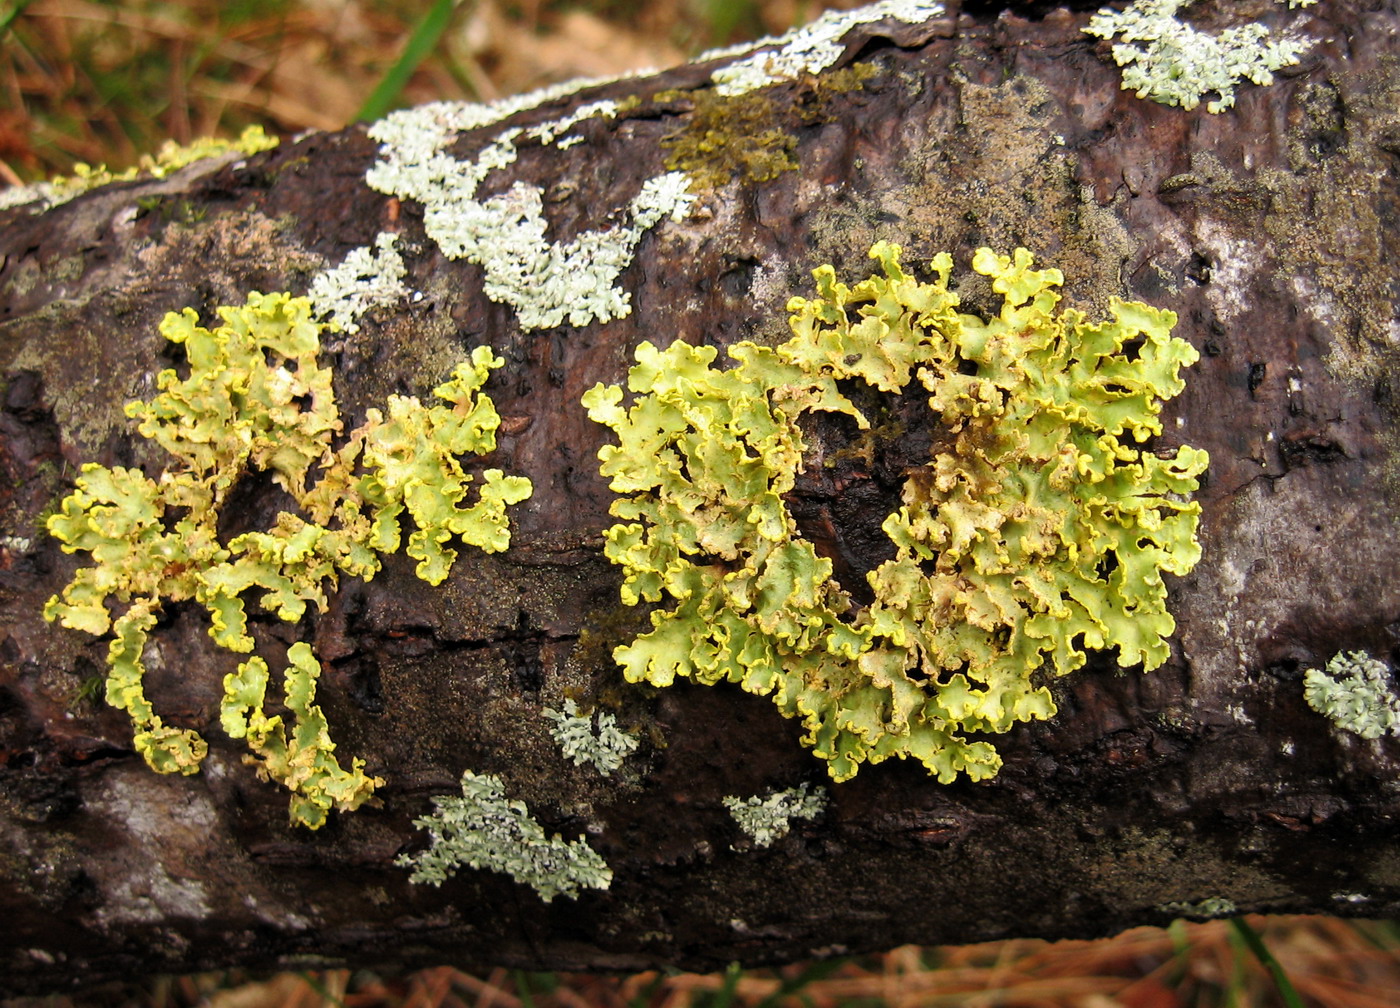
[45, 291, 531, 826]
[23, 125, 279, 209]
[584, 242, 1206, 782]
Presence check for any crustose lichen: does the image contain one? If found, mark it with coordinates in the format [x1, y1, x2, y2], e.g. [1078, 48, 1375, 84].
[44, 291, 532, 827]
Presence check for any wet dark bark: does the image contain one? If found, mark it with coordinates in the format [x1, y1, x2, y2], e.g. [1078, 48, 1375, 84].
[2, 0, 1399, 995]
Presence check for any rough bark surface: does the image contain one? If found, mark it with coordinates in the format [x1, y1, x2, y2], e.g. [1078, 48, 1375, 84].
[2, 0, 1399, 995]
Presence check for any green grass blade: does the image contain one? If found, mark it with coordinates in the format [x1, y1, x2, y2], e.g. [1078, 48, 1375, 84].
[513, 970, 537, 1008]
[297, 971, 347, 1008]
[753, 958, 846, 1008]
[356, 0, 459, 123]
[700, 0, 757, 47]
[0, 0, 34, 39]
[1224, 923, 1248, 1008]
[706, 961, 743, 1008]
[1164, 918, 1193, 989]
[1228, 918, 1306, 1008]
[1363, 919, 1400, 948]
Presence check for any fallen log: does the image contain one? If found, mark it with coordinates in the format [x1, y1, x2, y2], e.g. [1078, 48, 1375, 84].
[1, 0, 1398, 994]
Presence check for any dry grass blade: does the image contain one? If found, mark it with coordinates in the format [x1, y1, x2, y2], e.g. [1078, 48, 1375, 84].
[41, 917, 1383, 1008]
[0, 0, 799, 183]
[464, 966, 522, 1008]
[202, 973, 312, 1008]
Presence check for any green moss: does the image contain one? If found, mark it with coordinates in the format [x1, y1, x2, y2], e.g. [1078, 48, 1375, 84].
[44, 291, 532, 827]
[584, 243, 1206, 783]
[135, 196, 210, 225]
[659, 87, 797, 189]
[657, 64, 877, 190]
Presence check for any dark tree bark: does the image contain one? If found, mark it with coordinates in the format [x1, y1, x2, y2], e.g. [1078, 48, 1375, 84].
[2, 0, 1399, 995]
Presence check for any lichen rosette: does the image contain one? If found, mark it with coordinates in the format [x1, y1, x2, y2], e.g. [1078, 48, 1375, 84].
[585, 242, 1207, 782]
[44, 292, 532, 826]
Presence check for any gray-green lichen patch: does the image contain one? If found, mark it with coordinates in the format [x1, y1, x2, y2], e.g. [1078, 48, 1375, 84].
[356, 0, 955, 332]
[1157, 896, 1237, 919]
[1085, 0, 1320, 113]
[544, 699, 639, 775]
[307, 231, 410, 334]
[364, 97, 694, 331]
[1304, 651, 1400, 739]
[724, 784, 827, 848]
[396, 770, 612, 901]
[696, 0, 944, 97]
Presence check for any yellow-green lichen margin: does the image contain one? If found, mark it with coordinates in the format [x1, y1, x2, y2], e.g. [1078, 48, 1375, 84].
[44, 292, 532, 827]
[584, 242, 1207, 783]
[0, 125, 279, 212]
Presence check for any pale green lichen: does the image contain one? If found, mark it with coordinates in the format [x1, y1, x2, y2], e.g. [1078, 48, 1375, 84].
[1158, 897, 1237, 918]
[307, 231, 410, 335]
[584, 243, 1206, 783]
[365, 99, 693, 331]
[723, 783, 827, 847]
[1084, 0, 1319, 113]
[44, 291, 532, 827]
[543, 698, 639, 775]
[700, 0, 944, 97]
[396, 770, 612, 901]
[0, 125, 278, 212]
[1303, 651, 1400, 740]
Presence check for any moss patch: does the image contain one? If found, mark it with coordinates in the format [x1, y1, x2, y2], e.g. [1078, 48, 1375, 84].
[656, 64, 878, 190]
